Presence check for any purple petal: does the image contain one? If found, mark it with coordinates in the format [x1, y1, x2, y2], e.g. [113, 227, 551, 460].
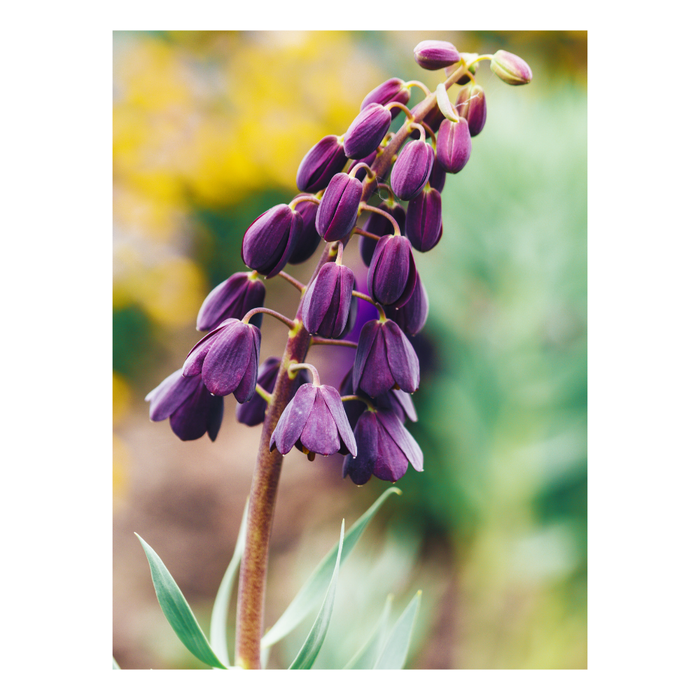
[201, 323, 260, 397]
[270, 383, 317, 455]
[343, 412, 379, 485]
[146, 369, 200, 422]
[373, 416, 410, 481]
[377, 409, 423, 473]
[299, 390, 340, 456]
[320, 385, 357, 457]
[383, 320, 420, 393]
[352, 320, 381, 393]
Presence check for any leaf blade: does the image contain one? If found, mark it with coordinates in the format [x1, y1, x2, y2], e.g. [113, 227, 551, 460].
[344, 594, 394, 669]
[373, 590, 422, 670]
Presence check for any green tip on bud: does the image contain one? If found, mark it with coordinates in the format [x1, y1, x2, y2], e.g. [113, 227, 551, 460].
[490, 50, 532, 86]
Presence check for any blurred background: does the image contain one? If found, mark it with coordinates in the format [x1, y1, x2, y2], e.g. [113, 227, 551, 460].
[113, 30, 587, 669]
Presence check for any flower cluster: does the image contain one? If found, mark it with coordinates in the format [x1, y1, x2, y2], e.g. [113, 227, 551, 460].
[146, 40, 531, 484]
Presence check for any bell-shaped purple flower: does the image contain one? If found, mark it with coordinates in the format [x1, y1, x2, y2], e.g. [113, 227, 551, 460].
[196, 272, 266, 332]
[146, 370, 224, 442]
[270, 383, 357, 458]
[457, 83, 487, 137]
[405, 187, 443, 253]
[436, 116, 472, 174]
[296, 135, 348, 193]
[367, 234, 417, 309]
[413, 40, 461, 71]
[183, 318, 261, 401]
[301, 261, 357, 338]
[391, 140, 434, 201]
[287, 200, 322, 265]
[361, 78, 411, 117]
[343, 409, 423, 485]
[343, 103, 392, 160]
[359, 201, 406, 267]
[384, 273, 429, 336]
[353, 319, 420, 397]
[316, 172, 363, 242]
[242, 204, 302, 278]
[490, 50, 533, 86]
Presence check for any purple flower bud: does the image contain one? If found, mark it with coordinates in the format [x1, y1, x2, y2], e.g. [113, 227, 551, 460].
[367, 234, 417, 308]
[270, 383, 357, 458]
[361, 78, 410, 117]
[343, 103, 392, 160]
[296, 135, 348, 193]
[359, 201, 406, 267]
[315, 173, 363, 242]
[413, 40, 461, 71]
[241, 204, 303, 278]
[405, 187, 443, 253]
[384, 272, 429, 336]
[182, 318, 261, 401]
[490, 50, 533, 86]
[457, 83, 487, 137]
[436, 117, 472, 174]
[391, 140, 434, 201]
[146, 370, 224, 442]
[287, 200, 322, 265]
[353, 319, 420, 397]
[343, 409, 423, 485]
[301, 261, 356, 339]
[428, 158, 447, 193]
[196, 272, 266, 332]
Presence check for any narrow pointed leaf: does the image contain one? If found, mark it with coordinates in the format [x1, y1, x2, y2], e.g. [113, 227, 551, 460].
[344, 594, 393, 669]
[210, 498, 249, 667]
[136, 534, 227, 669]
[374, 590, 422, 669]
[288, 521, 345, 669]
[262, 486, 401, 648]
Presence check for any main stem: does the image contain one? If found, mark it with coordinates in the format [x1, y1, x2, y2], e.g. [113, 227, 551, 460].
[233, 62, 466, 669]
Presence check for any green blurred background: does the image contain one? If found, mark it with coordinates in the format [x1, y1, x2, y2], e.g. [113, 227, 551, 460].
[113, 30, 587, 669]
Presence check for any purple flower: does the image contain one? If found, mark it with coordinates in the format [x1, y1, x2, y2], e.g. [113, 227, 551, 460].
[367, 234, 417, 309]
[296, 135, 348, 193]
[361, 78, 410, 117]
[316, 172, 363, 242]
[146, 370, 224, 442]
[353, 319, 420, 397]
[343, 103, 392, 160]
[413, 40, 461, 71]
[490, 50, 533, 86]
[196, 272, 266, 332]
[405, 187, 443, 253]
[287, 200, 322, 265]
[384, 272, 429, 336]
[359, 201, 406, 268]
[301, 261, 357, 339]
[457, 83, 487, 137]
[436, 117, 472, 174]
[270, 383, 357, 458]
[391, 140, 434, 201]
[183, 318, 261, 401]
[343, 409, 423, 485]
[241, 204, 303, 278]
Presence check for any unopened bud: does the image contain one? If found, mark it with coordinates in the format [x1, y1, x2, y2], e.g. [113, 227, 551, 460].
[436, 116, 472, 174]
[361, 78, 411, 117]
[296, 135, 348, 193]
[413, 40, 461, 70]
[315, 173, 363, 242]
[344, 103, 392, 160]
[490, 50, 532, 86]
[391, 140, 435, 201]
[456, 83, 487, 137]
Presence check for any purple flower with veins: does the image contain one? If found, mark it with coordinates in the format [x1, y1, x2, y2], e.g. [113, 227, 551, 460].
[367, 234, 417, 309]
[384, 273, 429, 336]
[146, 370, 224, 442]
[343, 409, 423, 485]
[183, 318, 261, 401]
[241, 204, 302, 278]
[301, 261, 357, 339]
[296, 135, 348, 193]
[316, 172, 363, 242]
[270, 383, 357, 459]
[196, 272, 266, 332]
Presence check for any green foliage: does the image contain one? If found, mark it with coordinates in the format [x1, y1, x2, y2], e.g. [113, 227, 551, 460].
[344, 594, 393, 669]
[374, 591, 422, 669]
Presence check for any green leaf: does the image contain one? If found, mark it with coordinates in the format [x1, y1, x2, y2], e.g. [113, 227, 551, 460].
[288, 521, 345, 670]
[112, 657, 120, 670]
[209, 498, 249, 667]
[374, 590, 422, 669]
[344, 594, 394, 669]
[262, 486, 401, 649]
[136, 533, 228, 669]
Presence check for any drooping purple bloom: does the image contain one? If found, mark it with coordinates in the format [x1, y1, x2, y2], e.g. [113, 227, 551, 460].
[490, 50, 533, 86]
[316, 172, 363, 242]
[301, 261, 357, 338]
[270, 383, 357, 458]
[296, 135, 348, 193]
[436, 117, 472, 174]
[391, 140, 434, 201]
[457, 83, 487, 137]
[183, 318, 261, 401]
[405, 187, 443, 253]
[196, 272, 266, 332]
[359, 201, 406, 268]
[343, 409, 423, 485]
[413, 40, 461, 71]
[361, 78, 411, 117]
[343, 103, 392, 160]
[146, 369, 224, 442]
[241, 204, 302, 278]
[353, 319, 420, 397]
[367, 234, 417, 309]
[287, 200, 322, 265]
[384, 273, 429, 336]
